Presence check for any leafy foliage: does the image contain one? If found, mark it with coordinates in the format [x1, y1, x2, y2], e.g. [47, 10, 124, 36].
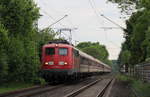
[108, 0, 150, 16]
[76, 42, 112, 65]
[0, 0, 57, 83]
[0, 23, 9, 82]
[0, 0, 40, 37]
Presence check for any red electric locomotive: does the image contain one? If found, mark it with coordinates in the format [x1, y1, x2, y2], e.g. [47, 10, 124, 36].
[41, 40, 111, 81]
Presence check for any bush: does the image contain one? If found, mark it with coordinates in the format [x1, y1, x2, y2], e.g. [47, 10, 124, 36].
[132, 80, 150, 97]
[117, 74, 150, 97]
[32, 77, 46, 85]
[117, 74, 133, 83]
[0, 23, 9, 82]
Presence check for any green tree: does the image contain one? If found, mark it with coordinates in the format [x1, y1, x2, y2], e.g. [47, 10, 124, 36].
[7, 37, 26, 81]
[76, 42, 92, 49]
[142, 27, 150, 60]
[76, 42, 111, 65]
[0, 0, 40, 37]
[119, 50, 131, 65]
[23, 38, 40, 82]
[0, 23, 9, 82]
[0, 0, 41, 82]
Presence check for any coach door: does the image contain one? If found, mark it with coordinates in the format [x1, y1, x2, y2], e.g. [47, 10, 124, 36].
[73, 49, 80, 71]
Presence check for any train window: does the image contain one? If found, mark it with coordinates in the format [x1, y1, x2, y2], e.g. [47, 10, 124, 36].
[80, 57, 84, 64]
[45, 48, 55, 55]
[59, 48, 68, 55]
[74, 49, 79, 57]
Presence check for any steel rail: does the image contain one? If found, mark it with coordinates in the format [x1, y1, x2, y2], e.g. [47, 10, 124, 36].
[19, 85, 64, 97]
[96, 79, 113, 97]
[20, 77, 102, 97]
[63, 79, 102, 97]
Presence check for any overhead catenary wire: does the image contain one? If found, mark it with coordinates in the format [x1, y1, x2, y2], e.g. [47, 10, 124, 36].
[39, 1, 78, 42]
[89, 0, 125, 30]
[40, 9, 55, 21]
[40, 9, 66, 27]
[39, 7, 71, 38]
[40, 9, 72, 40]
[88, 0, 123, 50]
[88, 0, 103, 25]
[100, 14, 126, 30]
[48, 15, 68, 27]
[99, 27, 122, 30]
[41, 0, 75, 28]
[39, 1, 67, 27]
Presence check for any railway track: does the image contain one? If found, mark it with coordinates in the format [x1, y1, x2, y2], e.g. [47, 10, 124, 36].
[96, 78, 114, 97]
[30, 76, 103, 97]
[64, 78, 114, 97]
[0, 75, 114, 97]
[0, 76, 99, 97]
[0, 84, 64, 97]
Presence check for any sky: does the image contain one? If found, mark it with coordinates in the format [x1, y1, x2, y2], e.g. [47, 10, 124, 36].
[35, 0, 126, 60]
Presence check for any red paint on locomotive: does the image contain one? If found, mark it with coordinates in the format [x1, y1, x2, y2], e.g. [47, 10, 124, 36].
[41, 44, 74, 70]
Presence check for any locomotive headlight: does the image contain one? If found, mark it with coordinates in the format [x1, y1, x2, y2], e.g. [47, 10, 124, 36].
[45, 62, 48, 65]
[64, 62, 67, 65]
[59, 61, 65, 65]
[59, 61, 67, 65]
[48, 61, 54, 65]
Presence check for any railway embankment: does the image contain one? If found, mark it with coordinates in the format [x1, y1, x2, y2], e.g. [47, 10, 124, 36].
[108, 74, 150, 97]
[0, 78, 46, 94]
[0, 83, 35, 94]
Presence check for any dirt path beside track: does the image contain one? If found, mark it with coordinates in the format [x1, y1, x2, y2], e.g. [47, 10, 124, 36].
[108, 80, 131, 97]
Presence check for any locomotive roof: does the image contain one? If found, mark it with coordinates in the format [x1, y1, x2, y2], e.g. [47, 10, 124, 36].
[43, 43, 73, 48]
[48, 40, 70, 44]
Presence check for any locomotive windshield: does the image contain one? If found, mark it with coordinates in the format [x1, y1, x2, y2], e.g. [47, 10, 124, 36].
[59, 48, 68, 55]
[45, 48, 55, 55]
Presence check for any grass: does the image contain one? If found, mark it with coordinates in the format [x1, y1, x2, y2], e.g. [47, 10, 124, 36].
[117, 74, 150, 97]
[132, 80, 150, 97]
[0, 77, 46, 94]
[0, 82, 34, 94]
[116, 74, 133, 82]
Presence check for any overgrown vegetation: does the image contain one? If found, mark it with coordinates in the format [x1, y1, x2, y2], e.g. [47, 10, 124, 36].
[117, 74, 150, 97]
[76, 42, 112, 65]
[117, 74, 132, 82]
[0, 82, 34, 93]
[132, 80, 150, 97]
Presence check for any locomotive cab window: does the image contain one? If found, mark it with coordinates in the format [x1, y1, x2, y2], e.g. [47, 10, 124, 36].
[45, 48, 55, 55]
[59, 48, 68, 55]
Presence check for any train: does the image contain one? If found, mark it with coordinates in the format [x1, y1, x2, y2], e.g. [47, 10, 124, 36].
[41, 40, 111, 82]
